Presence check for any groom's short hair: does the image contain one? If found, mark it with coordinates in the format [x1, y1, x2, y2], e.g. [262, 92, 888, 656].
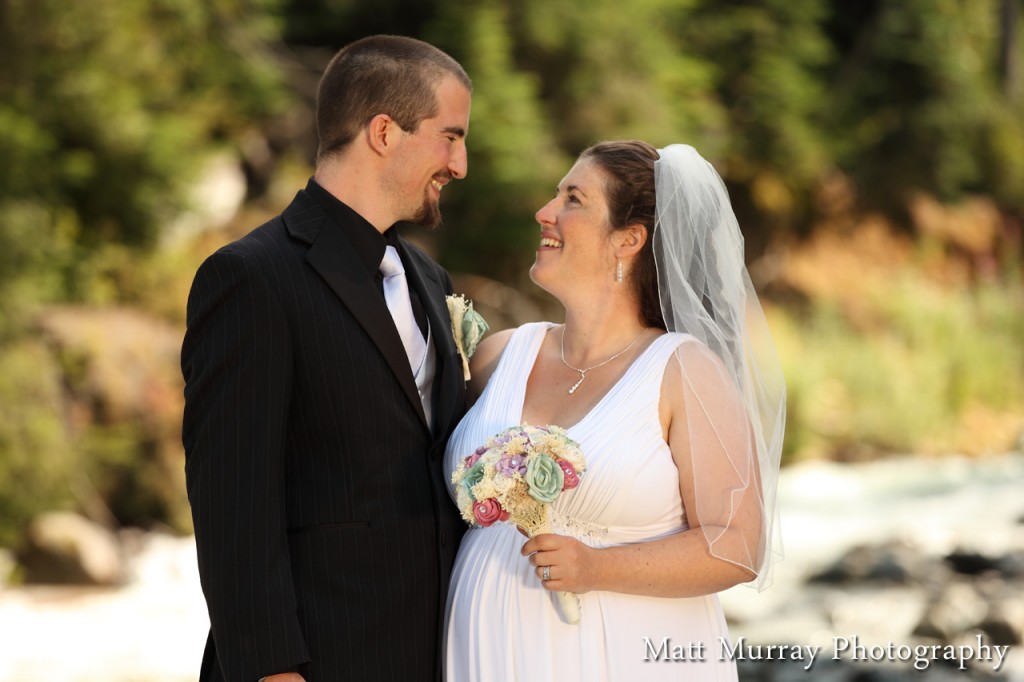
[316, 35, 471, 161]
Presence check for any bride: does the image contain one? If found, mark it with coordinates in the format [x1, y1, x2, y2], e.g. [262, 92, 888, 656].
[443, 141, 786, 681]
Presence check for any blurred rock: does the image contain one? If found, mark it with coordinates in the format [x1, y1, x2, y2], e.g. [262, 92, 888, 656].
[165, 151, 248, 243]
[809, 541, 940, 586]
[34, 306, 182, 431]
[946, 548, 1024, 580]
[979, 595, 1024, 646]
[20, 512, 125, 586]
[946, 550, 1003, 576]
[827, 587, 927, 641]
[972, 572, 1013, 604]
[843, 668, 908, 682]
[912, 582, 988, 641]
[994, 550, 1024, 579]
[33, 306, 192, 532]
[0, 338, 76, 549]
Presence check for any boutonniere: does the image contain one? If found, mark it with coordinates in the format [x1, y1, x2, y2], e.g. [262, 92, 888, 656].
[446, 294, 489, 381]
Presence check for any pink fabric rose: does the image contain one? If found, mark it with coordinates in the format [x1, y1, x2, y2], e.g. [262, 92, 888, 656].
[559, 461, 580, 490]
[472, 498, 505, 527]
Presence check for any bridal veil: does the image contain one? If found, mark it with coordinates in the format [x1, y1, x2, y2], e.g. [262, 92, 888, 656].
[654, 144, 786, 590]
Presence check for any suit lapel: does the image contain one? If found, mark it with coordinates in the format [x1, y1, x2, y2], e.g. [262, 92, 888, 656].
[283, 192, 428, 428]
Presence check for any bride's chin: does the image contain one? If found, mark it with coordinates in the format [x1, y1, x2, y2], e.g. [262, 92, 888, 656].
[528, 262, 552, 292]
[528, 267, 565, 302]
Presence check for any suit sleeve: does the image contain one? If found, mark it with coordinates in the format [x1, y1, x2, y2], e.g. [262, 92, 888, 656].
[181, 249, 310, 680]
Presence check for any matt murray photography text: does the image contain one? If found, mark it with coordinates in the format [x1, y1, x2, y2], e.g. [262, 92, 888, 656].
[643, 634, 1010, 672]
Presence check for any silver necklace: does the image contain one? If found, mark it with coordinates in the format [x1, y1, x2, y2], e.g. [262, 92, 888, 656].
[560, 326, 649, 395]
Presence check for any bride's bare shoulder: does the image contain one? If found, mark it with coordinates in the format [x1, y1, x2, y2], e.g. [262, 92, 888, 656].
[467, 328, 516, 398]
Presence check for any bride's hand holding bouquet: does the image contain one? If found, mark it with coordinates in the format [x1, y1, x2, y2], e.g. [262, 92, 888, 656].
[450, 423, 587, 623]
[519, 529, 599, 595]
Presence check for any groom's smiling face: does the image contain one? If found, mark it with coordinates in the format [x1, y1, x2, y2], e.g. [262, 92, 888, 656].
[387, 75, 471, 228]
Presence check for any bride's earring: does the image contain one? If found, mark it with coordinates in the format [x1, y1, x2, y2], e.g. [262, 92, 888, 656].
[616, 258, 623, 283]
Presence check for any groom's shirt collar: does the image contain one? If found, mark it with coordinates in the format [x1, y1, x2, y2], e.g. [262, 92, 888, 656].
[307, 177, 401, 280]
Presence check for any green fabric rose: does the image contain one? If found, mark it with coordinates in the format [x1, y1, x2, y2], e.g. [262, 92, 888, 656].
[459, 306, 488, 358]
[525, 453, 564, 503]
[460, 459, 486, 501]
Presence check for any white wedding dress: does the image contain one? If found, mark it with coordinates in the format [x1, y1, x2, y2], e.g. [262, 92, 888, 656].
[443, 322, 737, 681]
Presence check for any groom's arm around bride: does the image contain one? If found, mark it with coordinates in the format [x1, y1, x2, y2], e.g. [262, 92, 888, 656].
[181, 35, 472, 682]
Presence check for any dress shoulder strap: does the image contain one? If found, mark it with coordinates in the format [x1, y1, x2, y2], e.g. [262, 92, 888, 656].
[473, 322, 554, 421]
[622, 331, 699, 386]
[491, 322, 552, 379]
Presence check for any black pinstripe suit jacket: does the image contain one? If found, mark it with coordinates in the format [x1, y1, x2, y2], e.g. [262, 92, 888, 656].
[181, 187, 467, 682]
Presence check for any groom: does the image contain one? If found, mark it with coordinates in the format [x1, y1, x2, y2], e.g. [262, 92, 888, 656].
[181, 36, 471, 681]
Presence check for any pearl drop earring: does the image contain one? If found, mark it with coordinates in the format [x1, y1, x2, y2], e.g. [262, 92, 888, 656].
[616, 258, 623, 283]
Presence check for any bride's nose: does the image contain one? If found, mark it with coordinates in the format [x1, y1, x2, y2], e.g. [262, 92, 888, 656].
[535, 198, 557, 225]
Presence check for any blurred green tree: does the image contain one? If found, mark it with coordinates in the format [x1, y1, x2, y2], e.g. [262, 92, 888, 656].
[511, 0, 725, 154]
[259, 0, 1024, 272]
[422, 0, 569, 281]
[0, 341, 75, 547]
[678, 0, 833, 242]
[281, 0, 441, 46]
[823, 0, 1024, 218]
[0, 0, 289, 313]
[424, 0, 732, 276]
[0, 0, 291, 545]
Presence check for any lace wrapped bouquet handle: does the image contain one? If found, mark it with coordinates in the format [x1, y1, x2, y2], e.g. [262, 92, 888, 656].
[451, 423, 587, 623]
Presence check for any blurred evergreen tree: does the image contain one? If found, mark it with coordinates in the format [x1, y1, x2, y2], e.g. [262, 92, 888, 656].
[271, 0, 1024, 265]
[0, 340, 75, 546]
[2, 0, 1021, 298]
[823, 0, 1024, 218]
[0, 0, 293, 544]
[512, 0, 725, 154]
[281, 0, 441, 46]
[429, 0, 834, 258]
[0, 0, 290, 312]
[423, 0, 732, 276]
[678, 0, 833, 242]
[422, 0, 568, 281]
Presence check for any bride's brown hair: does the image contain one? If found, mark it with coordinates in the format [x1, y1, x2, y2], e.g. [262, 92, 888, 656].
[579, 140, 666, 331]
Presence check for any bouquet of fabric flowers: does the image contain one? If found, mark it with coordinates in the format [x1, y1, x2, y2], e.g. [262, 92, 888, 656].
[451, 423, 587, 623]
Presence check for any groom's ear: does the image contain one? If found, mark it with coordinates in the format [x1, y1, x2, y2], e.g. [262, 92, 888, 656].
[616, 224, 647, 258]
[366, 114, 399, 157]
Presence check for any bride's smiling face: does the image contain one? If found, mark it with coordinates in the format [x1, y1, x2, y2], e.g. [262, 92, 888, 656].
[530, 159, 617, 296]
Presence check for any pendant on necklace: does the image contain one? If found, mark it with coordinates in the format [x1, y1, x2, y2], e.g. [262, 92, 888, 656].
[568, 371, 586, 394]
